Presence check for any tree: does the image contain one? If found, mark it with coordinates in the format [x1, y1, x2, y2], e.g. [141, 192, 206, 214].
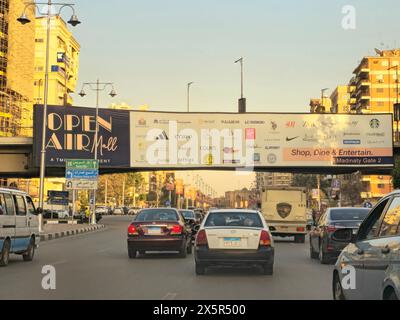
[392, 156, 400, 189]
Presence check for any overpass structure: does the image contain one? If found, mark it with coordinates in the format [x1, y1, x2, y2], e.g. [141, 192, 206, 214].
[0, 105, 398, 177]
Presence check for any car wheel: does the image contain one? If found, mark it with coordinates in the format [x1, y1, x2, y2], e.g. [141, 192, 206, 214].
[128, 247, 137, 259]
[186, 242, 192, 254]
[0, 239, 10, 267]
[195, 262, 205, 275]
[178, 242, 187, 258]
[23, 237, 35, 262]
[319, 241, 330, 264]
[333, 273, 346, 300]
[388, 291, 399, 300]
[262, 263, 273, 275]
[310, 240, 318, 259]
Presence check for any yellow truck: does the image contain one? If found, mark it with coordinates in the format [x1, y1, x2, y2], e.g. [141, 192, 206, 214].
[260, 187, 307, 243]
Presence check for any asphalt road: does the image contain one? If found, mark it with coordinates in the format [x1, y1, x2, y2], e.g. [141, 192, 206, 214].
[0, 216, 334, 300]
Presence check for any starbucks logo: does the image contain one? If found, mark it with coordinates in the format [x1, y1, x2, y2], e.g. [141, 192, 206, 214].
[369, 119, 380, 129]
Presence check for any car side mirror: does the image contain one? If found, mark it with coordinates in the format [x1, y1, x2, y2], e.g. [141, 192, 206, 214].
[331, 228, 356, 243]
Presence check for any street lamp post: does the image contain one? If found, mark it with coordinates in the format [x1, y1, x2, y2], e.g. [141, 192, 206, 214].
[187, 82, 194, 112]
[235, 57, 246, 113]
[79, 80, 117, 224]
[17, 1, 81, 232]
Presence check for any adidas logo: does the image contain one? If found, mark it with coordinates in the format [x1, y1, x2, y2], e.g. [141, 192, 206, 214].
[155, 131, 169, 140]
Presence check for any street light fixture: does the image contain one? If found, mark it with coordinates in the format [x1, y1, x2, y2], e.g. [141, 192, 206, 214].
[187, 82, 194, 112]
[18, 1, 81, 233]
[78, 80, 117, 224]
[235, 57, 246, 113]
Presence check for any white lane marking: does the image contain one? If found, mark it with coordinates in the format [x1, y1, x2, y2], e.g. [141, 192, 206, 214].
[162, 292, 177, 300]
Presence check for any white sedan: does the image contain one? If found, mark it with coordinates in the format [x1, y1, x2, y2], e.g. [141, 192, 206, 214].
[194, 209, 275, 275]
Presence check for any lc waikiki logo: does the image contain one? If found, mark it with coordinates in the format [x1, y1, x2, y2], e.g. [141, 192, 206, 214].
[144, 121, 255, 169]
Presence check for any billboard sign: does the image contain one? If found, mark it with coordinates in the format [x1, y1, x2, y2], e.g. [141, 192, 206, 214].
[34, 105, 130, 168]
[130, 112, 394, 169]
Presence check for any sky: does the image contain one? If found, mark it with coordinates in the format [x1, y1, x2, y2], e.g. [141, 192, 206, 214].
[65, 0, 400, 196]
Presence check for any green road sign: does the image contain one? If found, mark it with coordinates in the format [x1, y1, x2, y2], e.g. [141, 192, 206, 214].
[65, 159, 99, 170]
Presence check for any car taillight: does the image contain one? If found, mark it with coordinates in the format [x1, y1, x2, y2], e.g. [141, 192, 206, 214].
[259, 230, 271, 246]
[170, 224, 183, 235]
[196, 229, 208, 246]
[128, 224, 138, 235]
[327, 225, 337, 233]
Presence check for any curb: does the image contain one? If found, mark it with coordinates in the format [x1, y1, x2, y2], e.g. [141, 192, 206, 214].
[40, 224, 105, 242]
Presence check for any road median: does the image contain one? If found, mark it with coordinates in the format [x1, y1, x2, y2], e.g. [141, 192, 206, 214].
[40, 224, 105, 242]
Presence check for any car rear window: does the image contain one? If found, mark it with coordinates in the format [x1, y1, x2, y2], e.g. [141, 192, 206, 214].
[179, 210, 194, 218]
[330, 208, 370, 221]
[136, 209, 178, 221]
[205, 212, 263, 228]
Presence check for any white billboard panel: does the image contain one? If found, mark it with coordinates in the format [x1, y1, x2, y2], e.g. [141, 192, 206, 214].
[130, 112, 393, 169]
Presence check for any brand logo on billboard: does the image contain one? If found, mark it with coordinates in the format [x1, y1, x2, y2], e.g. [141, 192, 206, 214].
[245, 128, 256, 140]
[343, 139, 361, 145]
[245, 120, 265, 125]
[369, 119, 380, 129]
[223, 147, 239, 154]
[138, 118, 146, 126]
[343, 132, 360, 136]
[270, 121, 278, 130]
[155, 131, 169, 140]
[286, 121, 296, 128]
[267, 153, 277, 164]
[221, 120, 239, 124]
[303, 134, 318, 142]
[253, 153, 261, 162]
[276, 202, 292, 219]
[265, 146, 280, 150]
[286, 136, 299, 142]
[367, 132, 385, 137]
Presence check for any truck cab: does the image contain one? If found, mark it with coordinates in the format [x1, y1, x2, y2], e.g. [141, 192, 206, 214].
[260, 187, 307, 243]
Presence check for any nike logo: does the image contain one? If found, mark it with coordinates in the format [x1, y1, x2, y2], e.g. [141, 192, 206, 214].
[286, 136, 299, 141]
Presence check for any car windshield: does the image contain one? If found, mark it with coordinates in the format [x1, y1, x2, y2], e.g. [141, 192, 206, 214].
[179, 210, 194, 218]
[135, 209, 178, 221]
[330, 208, 370, 221]
[205, 212, 263, 228]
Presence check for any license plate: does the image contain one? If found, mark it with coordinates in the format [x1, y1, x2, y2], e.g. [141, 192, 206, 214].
[223, 237, 241, 247]
[147, 227, 161, 235]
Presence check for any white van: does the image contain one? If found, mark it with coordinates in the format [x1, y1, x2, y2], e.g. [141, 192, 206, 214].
[0, 188, 40, 267]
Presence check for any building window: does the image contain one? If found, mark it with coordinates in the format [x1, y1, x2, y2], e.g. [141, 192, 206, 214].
[377, 101, 384, 107]
[376, 88, 384, 93]
[35, 38, 44, 43]
[377, 184, 385, 189]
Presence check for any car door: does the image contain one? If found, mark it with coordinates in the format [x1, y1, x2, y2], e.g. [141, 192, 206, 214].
[26, 196, 39, 237]
[13, 194, 30, 252]
[352, 196, 391, 299]
[2, 192, 16, 251]
[362, 196, 400, 299]
[0, 193, 15, 251]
